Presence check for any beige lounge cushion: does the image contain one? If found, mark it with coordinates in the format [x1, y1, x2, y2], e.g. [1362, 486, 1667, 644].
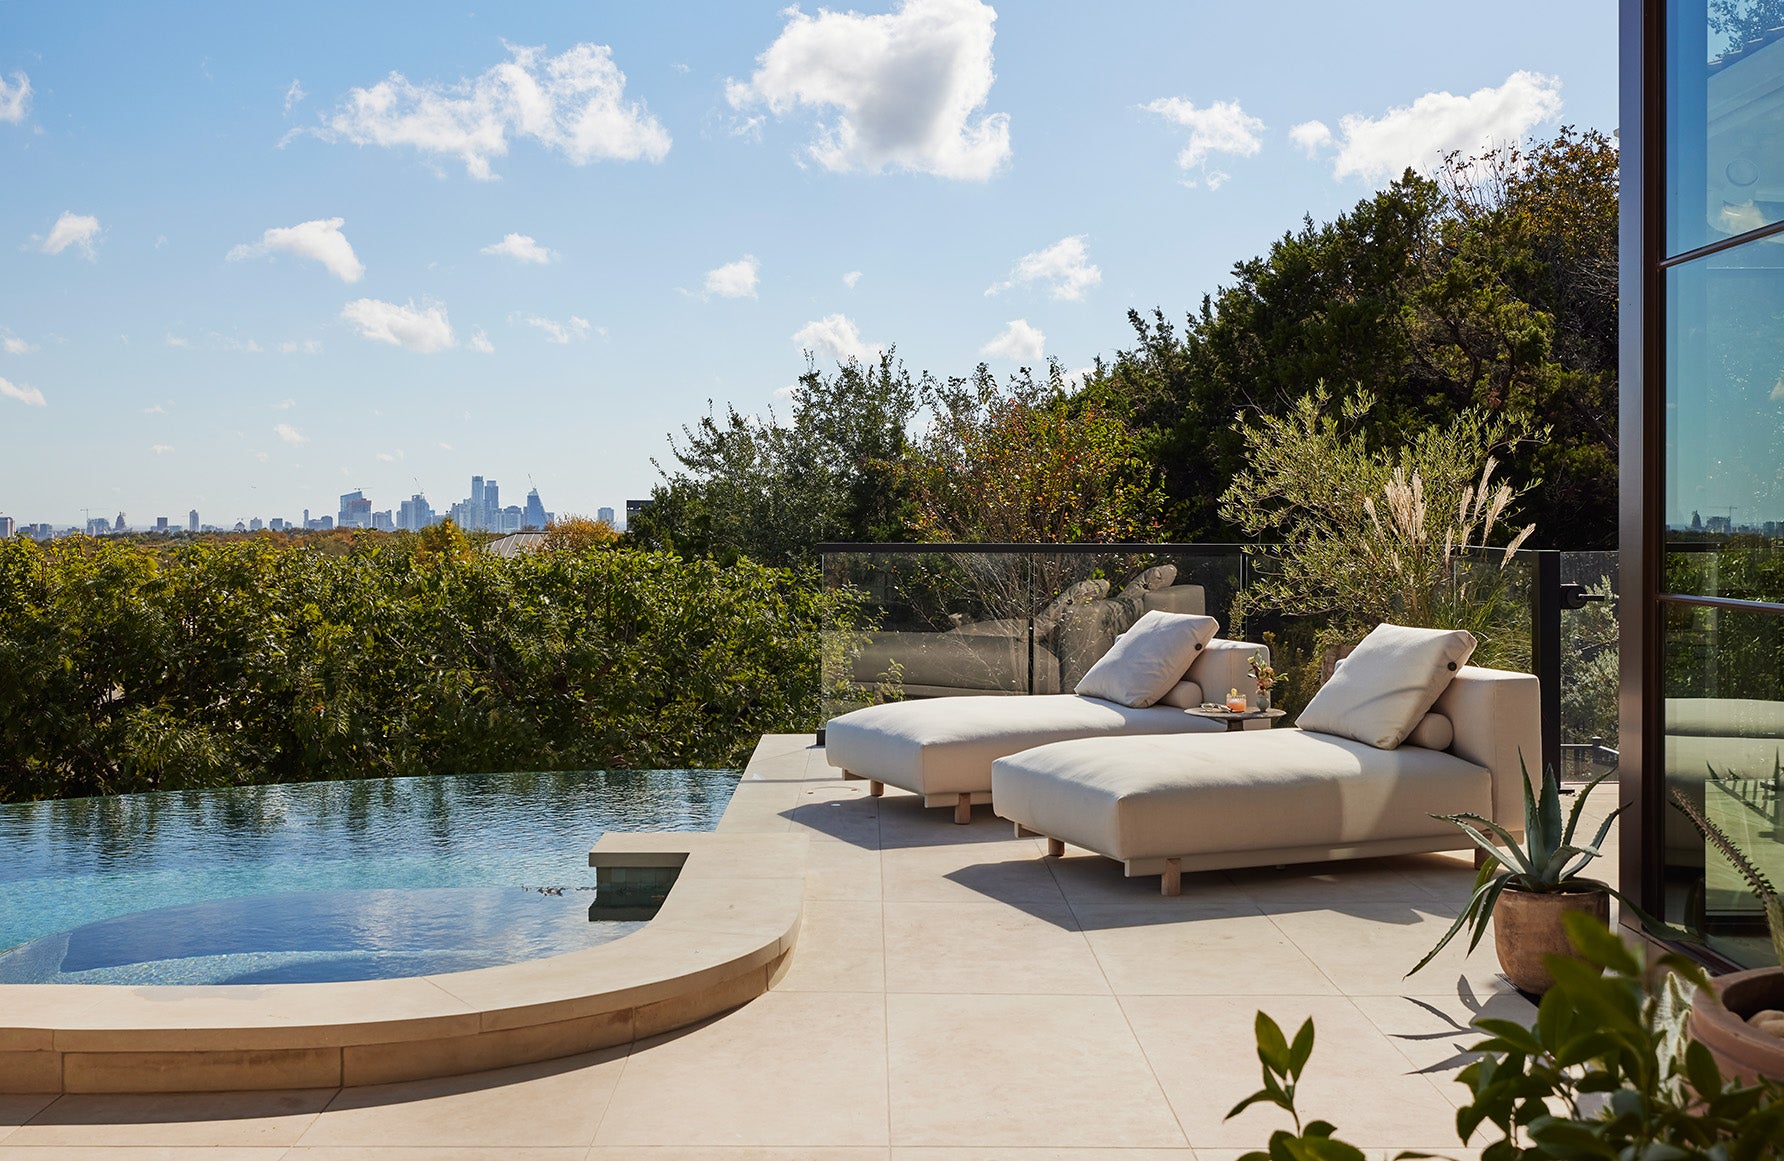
[1158, 680, 1204, 709]
[1074, 611, 1219, 708]
[824, 693, 1226, 797]
[1297, 623, 1476, 749]
[990, 728, 1492, 864]
[1404, 712, 1455, 751]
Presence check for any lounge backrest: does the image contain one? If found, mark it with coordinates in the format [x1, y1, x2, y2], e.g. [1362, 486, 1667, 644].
[1187, 637, 1268, 702]
[1430, 665, 1540, 828]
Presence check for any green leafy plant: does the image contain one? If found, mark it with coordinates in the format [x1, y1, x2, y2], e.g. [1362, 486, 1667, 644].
[1669, 782, 1784, 968]
[1410, 757, 1637, 976]
[1233, 914, 1784, 1160]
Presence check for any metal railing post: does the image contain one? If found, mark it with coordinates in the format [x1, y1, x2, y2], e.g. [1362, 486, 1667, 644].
[1532, 549, 1563, 778]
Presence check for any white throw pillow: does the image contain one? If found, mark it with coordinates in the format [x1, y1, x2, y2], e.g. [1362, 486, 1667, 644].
[1158, 679, 1205, 709]
[1296, 623, 1477, 749]
[1403, 712, 1455, 751]
[1074, 611, 1219, 708]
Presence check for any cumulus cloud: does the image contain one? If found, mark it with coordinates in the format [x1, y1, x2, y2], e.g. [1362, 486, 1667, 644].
[271, 398, 296, 410]
[274, 422, 308, 445]
[704, 255, 760, 299]
[481, 233, 555, 263]
[1300, 70, 1564, 182]
[522, 314, 593, 343]
[986, 235, 1101, 302]
[726, 0, 1010, 180]
[165, 334, 190, 349]
[0, 376, 45, 407]
[0, 71, 30, 124]
[40, 212, 101, 258]
[792, 313, 880, 364]
[277, 339, 322, 354]
[980, 318, 1045, 362]
[315, 41, 671, 180]
[842, 270, 862, 289]
[2, 331, 33, 355]
[227, 217, 365, 282]
[340, 298, 455, 352]
[150, 444, 174, 455]
[468, 328, 495, 353]
[1143, 97, 1264, 188]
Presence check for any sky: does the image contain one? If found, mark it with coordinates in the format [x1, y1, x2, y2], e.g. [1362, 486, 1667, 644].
[0, 0, 1619, 530]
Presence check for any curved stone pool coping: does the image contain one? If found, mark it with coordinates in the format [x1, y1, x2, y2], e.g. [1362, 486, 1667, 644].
[0, 829, 807, 1094]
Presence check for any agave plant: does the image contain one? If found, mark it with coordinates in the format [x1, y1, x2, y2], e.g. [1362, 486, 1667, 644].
[1410, 757, 1634, 976]
[1669, 781, 1784, 968]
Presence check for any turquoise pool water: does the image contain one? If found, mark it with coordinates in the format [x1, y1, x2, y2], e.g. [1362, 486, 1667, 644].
[0, 769, 739, 986]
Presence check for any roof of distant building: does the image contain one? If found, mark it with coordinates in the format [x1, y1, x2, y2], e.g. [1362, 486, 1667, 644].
[485, 531, 549, 558]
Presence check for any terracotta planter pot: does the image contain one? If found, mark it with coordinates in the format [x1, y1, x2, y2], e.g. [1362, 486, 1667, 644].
[1689, 967, 1784, 1084]
[1493, 885, 1610, 995]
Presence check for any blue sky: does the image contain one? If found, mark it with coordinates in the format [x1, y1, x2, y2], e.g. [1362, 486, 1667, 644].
[0, 0, 1618, 529]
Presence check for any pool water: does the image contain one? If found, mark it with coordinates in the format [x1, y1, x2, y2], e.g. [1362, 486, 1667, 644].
[0, 769, 739, 986]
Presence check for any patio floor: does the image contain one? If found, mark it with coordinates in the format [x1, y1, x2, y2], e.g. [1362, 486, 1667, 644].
[0, 733, 1619, 1159]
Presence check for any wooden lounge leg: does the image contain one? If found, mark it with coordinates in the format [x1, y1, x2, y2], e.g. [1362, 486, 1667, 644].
[1045, 837, 1065, 858]
[1013, 822, 1033, 838]
[953, 794, 972, 824]
[868, 780, 884, 798]
[840, 769, 864, 781]
[1160, 858, 1182, 897]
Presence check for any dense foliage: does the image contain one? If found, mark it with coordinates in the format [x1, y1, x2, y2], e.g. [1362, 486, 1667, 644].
[0, 532, 860, 802]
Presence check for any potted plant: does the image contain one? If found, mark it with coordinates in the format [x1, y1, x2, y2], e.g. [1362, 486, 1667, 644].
[1669, 784, 1784, 1082]
[1247, 651, 1279, 712]
[1410, 758, 1639, 994]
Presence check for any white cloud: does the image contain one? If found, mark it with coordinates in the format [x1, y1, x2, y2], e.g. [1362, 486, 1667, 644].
[316, 41, 671, 180]
[143, 402, 167, 414]
[0, 376, 44, 407]
[468, 328, 495, 353]
[986, 235, 1101, 302]
[980, 318, 1044, 362]
[271, 398, 296, 410]
[1143, 97, 1264, 186]
[40, 212, 101, 258]
[481, 232, 555, 263]
[377, 450, 402, 462]
[2, 332, 33, 355]
[165, 334, 190, 349]
[284, 79, 306, 113]
[274, 422, 308, 446]
[0, 71, 29, 124]
[726, 0, 1010, 181]
[791, 313, 880, 364]
[439, 441, 455, 452]
[523, 314, 593, 343]
[1308, 70, 1564, 182]
[227, 217, 365, 282]
[340, 298, 455, 352]
[1289, 119, 1333, 156]
[773, 382, 801, 401]
[704, 255, 760, 299]
[277, 338, 322, 354]
[150, 444, 174, 455]
[842, 270, 862, 289]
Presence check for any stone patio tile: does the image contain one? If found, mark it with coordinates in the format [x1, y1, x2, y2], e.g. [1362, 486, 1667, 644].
[296, 1050, 624, 1149]
[1262, 901, 1513, 997]
[886, 993, 1185, 1148]
[3, 1090, 332, 1148]
[0, 1150, 288, 1160]
[774, 901, 886, 993]
[802, 839, 884, 902]
[1349, 989, 1536, 1106]
[587, 1150, 889, 1160]
[1120, 995, 1461, 1150]
[877, 838, 1063, 905]
[1073, 903, 1341, 996]
[1224, 859, 1447, 906]
[285, 1150, 584, 1160]
[882, 900, 1108, 995]
[593, 992, 888, 1148]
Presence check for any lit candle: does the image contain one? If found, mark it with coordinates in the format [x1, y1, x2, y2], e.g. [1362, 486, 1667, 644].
[1226, 688, 1247, 713]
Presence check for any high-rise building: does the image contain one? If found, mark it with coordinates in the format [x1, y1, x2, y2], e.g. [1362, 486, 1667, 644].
[399, 493, 435, 531]
[485, 479, 499, 512]
[625, 499, 651, 530]
[596, 506, 615, 526]
[269, 518, 286, 532]
[371, 510, 395, 532]
[0, 516, 14, 539]
[248, 517, 264, 532]
[86, 517, 110, 537]
[524, 488, 549, 529]
[338, 490, 372, 529]
[155, 516, 168, 533]
[188, 509, 199, 533]
[113, 512, 126, 533]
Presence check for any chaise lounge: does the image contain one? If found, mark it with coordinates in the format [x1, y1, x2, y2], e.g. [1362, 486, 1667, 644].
[825, 611, 1270, 822]
[991, 623, 1539, 893]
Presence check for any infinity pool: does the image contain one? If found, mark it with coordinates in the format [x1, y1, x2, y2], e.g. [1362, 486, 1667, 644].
[0, 769, 739, 986]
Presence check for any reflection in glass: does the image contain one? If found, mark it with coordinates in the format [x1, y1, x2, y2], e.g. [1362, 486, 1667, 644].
[1663, 255, 1784, 602]
[1666, 0, 1784, 254]
[1662, 601, 1784, 968]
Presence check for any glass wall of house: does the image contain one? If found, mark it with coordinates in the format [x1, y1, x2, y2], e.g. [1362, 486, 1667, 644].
[1644, 0, 1784, 968]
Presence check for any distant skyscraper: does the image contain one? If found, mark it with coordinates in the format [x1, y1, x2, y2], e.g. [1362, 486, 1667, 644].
[188, 509, 199, 533]
[269, 518, 286, 532]
[249, 517, 264, 532]
[338, 490, 372, 529]
[113, 512, 126, 533]
[371, 510, 395, 532]
[597, 506, 615, 526]
[524, 488, 548, 529]
[399, 493, 436, 531]
[155, 516, 168, 533]
[485, 479, 499, 513]
[625, 499, 651, 530]
[0, 516, 13, 539]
